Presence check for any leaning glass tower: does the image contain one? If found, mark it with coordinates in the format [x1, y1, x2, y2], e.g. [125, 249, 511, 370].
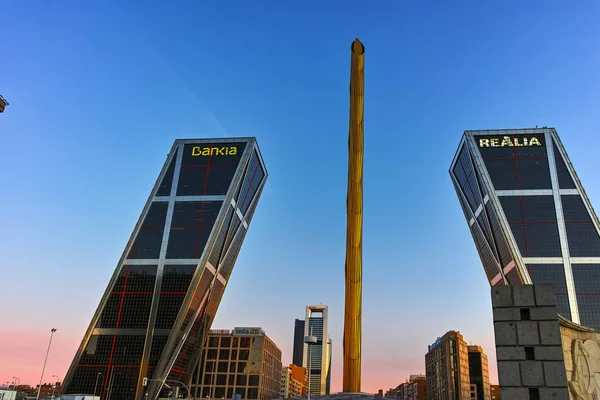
[61, 138, 267, 400]
[450, 128, 600, 330]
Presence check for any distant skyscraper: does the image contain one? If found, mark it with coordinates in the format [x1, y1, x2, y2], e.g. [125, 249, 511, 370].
[303, 306, 331, 396]
[60, 138, 268, 400]
[191, 327, 282, 400]
[425, 331, 471, 400]
[292, 319, 305, 367]
[450, 128, 600, 330]
[468, 346, 491, 400]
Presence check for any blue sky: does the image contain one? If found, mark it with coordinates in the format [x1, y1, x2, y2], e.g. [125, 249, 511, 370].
[2, 0, 600, 392]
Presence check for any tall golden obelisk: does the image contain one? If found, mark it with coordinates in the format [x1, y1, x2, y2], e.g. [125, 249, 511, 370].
[343, 38, 364, 393]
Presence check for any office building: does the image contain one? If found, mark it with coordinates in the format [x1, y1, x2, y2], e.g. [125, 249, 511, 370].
[280, 364, 307, 399]
[490, 385, 500, 400]
[60, 138, 268, 400]
[302, 305, 332, 396]
[404, 375, 426, 400]
[425, 331, 471, 400]
[386, 375, 426, 400]
[292, 319, 305, 367]
[191, 328, 282, 400]
[450, 128, 600, 330]
[467, 346, 491, 400]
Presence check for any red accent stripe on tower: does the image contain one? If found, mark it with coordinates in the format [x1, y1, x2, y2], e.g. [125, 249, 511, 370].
[519, 197, 529, 257]
[102, 269, 130, 400]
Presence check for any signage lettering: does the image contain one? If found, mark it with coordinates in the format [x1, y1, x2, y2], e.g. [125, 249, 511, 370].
[234, 327, 262, 336]
[192, 146, 238, 156]
[478, 136, 542, 148]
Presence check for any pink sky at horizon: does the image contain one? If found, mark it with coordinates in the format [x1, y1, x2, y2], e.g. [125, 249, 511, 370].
[0, 325, 498, 393]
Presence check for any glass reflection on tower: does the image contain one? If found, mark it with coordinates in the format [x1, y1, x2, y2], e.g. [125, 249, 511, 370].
[450, 128, 600, 330]
[61, 138, 267, 400]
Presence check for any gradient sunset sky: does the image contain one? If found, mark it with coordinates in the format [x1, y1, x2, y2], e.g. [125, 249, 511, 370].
[3, 0, 600, 394]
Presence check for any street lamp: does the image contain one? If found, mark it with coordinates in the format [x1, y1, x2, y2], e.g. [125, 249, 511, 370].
[12, 377, 20, 391]
[36, 328, 57, 400]
[51, 375, 60, 399]
[304, 332, 318, 400]
[93, 372, 102, 398]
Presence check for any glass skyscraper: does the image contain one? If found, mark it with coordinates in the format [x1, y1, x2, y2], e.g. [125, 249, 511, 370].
[450, 128, 600, 330]
[302, 306, 331, 396]
[61, 138, 267, 400]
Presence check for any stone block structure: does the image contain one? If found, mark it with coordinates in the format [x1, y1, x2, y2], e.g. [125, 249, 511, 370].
[491, 284, 569, 399]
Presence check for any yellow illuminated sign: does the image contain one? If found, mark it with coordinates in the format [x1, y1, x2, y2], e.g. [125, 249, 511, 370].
[191, 146, 238, 156]
[478, 136, 542, 148]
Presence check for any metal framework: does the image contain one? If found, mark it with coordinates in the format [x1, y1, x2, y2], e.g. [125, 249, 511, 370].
[61, 138, 268, 400]
[450, 128, 600, 330]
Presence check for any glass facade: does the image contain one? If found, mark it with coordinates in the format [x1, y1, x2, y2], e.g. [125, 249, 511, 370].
[61, 138, 268, 400]
[450, 128, 600, 330]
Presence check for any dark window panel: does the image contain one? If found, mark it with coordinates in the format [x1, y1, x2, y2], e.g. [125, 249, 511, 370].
[500, 197, 523, 223]
[119, 293, 153, 329]
[471, 223, 499, 280]
[565, 223, 600, 257]
[155, 293, 186, 329]
[516, 159, 552, 189]
[576, 296, 600, 332]
[521, 196, 557, 223]
[248, 374, 260, 386]
[96, 295, 120, 329]
[527, 264, 571, 319]
[149, 335, 169, 366]
[220, 337, 231, 348]
[128, 202, 169, 259]
[487, 203, 514, 268]
[553, 142, 576, 189]
[562, 195, 593, 222]
[524, 224, 562, 257]
[157, 149, 178, 196]
[161, 265, 195, 292]
[218, 362, 228, 373]
[209, 206, 234, 268]
[509, 224, 526, 256]
[121, 265, 157, 292]
[219, 349, 230, 360]
[219, 227, 248, 281]
[484, 159, 519, 190]
[572, 266, 600, 330]
[237, 151, 266, 215]
[110, 336, 146, 365]
[166, 201, 222, 259]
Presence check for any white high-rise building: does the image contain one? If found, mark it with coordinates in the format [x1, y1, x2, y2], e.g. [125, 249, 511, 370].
[302, 305, 332, 396]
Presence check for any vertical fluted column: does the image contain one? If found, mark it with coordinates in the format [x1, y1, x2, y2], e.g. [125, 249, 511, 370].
[343, 38, 364, 393]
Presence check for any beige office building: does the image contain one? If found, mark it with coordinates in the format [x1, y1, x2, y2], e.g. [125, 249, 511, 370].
[191, 327, 282, 400]
[280, 364, 307, 398]
[425, 331, 471, 400]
